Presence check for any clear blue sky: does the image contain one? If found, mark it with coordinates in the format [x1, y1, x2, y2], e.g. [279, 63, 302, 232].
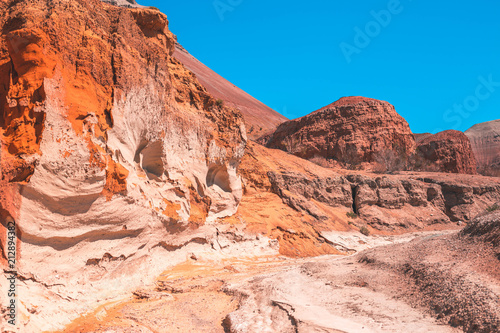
[140, 0, 500, 134]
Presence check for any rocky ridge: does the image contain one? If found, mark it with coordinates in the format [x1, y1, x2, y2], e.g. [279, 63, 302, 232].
[244, 144, 500, 228]
[264, 96, 483, 175]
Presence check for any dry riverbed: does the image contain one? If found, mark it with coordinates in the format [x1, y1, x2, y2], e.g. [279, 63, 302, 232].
[55, 230, 499, 333]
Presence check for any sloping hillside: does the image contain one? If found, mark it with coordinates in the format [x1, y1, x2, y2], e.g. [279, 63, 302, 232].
[174, 43, 288, 139]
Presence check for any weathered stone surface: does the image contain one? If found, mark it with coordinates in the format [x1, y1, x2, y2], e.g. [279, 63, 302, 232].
[267, 171, 352, 220]
[264, 96, 416, 166]
[400, 179, 429, 207]
[416, 176, 500, 222]
[257, 162, 500, 230]
[465, 119, 500, 176]
[416, 130, 478, 175]
[0, 0, 252, 330]
[263, 98, 479, 175]
[461, 210, 500, 248]
[345, 174, 448, 228]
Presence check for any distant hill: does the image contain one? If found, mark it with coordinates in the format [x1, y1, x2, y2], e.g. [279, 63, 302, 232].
[465, 120, 500, 175]
[173, 43, 288, 139]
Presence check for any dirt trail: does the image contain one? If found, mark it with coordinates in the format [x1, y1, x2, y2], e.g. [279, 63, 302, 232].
[54, 232, 468, 332]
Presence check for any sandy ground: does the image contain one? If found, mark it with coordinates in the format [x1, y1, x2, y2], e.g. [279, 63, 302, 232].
[53, 255, 312, 333]
[225, 254, 460, 332]
[49, 231, 492, 333]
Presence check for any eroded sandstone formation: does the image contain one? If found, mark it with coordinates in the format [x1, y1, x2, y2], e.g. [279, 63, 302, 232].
[264, 96, 416, 166]
[415, 130, 478, 175]
[273, 171, 500, 229]
[236, 142, 500, 234]
[0, 0, 254, 330]
[1, 1, 499, 331]
[263, 97, 481, 175]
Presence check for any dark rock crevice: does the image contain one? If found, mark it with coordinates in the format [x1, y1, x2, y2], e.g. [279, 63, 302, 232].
[351, 185, 358, 214]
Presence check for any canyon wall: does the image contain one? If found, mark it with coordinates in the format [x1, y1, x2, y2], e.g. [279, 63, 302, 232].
[1, 1, 498, 330]
[0, 0, 262, 330]
[236, 142, 500, 242]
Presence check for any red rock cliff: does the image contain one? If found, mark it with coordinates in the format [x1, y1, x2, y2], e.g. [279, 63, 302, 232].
[0, 0, 249, 329]
[416, 130, 478, 175]
[264, 96, 416, 166]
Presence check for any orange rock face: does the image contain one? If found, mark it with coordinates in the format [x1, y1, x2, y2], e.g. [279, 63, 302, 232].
[0, 0, 245, 204]
[264, 96, 416, 166]
[416, 130, 478, 175]
[0, 27, 55, 180]
[102, 158, 129, 201]
[224, 142, 352, 257]
[0, 2, 250, 327]
[1, 0, 247, 304]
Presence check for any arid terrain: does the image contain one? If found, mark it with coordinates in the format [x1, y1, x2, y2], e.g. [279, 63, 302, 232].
[0, 0, 499, 332]
[46, 222, 500, 332]
[49, 232, 458, 332]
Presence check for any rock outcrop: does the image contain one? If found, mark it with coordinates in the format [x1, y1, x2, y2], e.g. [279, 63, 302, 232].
[264, 96, 416, 167]
[174, 43, 288, 140]
[0, 0, 253, 330]
[351, 172, 500, 226]
[415, 130, 478, 175]
[237, 143, 500, 233]
[2, 1, 499, 331]
[272, 170, 500, 229]
[465, 120, 500, 176]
